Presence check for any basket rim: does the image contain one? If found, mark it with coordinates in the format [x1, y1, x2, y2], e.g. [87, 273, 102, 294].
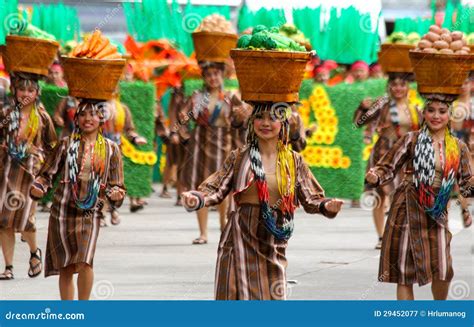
[230, 48, 312, 60]
[61, 56, 126, 66]
[6, 34, 59, 47]
[381, 43, 416, 50]
[409, 50, 474, 60]
[192, 31, 238, 38]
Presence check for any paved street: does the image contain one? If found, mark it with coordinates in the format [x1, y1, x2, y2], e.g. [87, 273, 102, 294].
[1, 186, 472, 300]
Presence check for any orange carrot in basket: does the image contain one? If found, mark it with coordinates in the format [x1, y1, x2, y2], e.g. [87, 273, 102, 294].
[101, 53, 122, 60]
[91, 36, 110, 57]
[71, 44, 82, 57]
[94, 44, 117, 59]
[86, 30, 102, 58]
[78, 35, 91, 56]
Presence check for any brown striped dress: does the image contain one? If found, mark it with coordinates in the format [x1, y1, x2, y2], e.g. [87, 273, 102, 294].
[180, 90, 237, 190]
[0, 103, 57, 232]
[370, 131, 473, 286]
[195, 146, 337, 300]
[34, 137, 125, 277]
[354, 99, 422, 195]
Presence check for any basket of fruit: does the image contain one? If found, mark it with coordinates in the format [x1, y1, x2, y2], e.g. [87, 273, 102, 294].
[4, 31, 59, 76]
[192, 14, 238, 62]
[409, 25, 473, 95]
[231, 26, 311, 102]
[62, 30, 126, 100]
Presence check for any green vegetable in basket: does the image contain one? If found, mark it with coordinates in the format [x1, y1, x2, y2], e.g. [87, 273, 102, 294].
[238, 28, 306, 52]
[467, 33, 474, 45]
[252, 25, 268, 35]
[237, 34, 252, 48]
[10, 19, 56, 41]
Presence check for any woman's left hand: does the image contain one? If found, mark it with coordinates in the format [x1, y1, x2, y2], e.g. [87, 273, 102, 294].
[134, 136, 147, 145]
[324, 199, 344, 214]
[108, 186, 126, 201]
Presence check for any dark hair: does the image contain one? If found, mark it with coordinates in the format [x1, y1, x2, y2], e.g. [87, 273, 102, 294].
[387, 72, 414, 83]
[199, 61, 225, 73]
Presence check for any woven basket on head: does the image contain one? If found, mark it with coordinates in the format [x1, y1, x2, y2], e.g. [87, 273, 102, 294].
[4, 35, 59, 76]
[231, 49, 311, 102]
[378, 43, 415, 73]
[192, 31, 238, 63]
[61, 56, 126, 100]
[469, 45, 474, 71]
[409, 51, 473, 95]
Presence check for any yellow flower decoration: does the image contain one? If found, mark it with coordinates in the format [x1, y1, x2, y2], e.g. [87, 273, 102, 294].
[120, 136, 157, 166]
[300, 85, 352, 169]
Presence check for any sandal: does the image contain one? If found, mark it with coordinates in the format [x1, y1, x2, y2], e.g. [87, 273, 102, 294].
[192, 238, 208, 245]
[0, 265, 14, 280]
[175, 197, 182, 207]
[159, 190, 172, 199]
[111, 209, 121, 226]
[28, 248, 42, 278]
[130, 204, 144, 213]
[462, 208, 472, 228]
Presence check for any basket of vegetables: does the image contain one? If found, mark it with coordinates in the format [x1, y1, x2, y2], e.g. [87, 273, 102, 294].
[62, 30, 126, 100]
[4, 35, 59, 76]
[192, 14, 237, 62]
[231, 25, 311, 102]
[409, 25, 473, 95]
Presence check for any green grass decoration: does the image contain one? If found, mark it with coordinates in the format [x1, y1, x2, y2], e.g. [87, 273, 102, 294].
[30, 2, 80, 44]
[299, 79, 387, 199]
[293, 6, 380, 64]
[0, 0, 18, 44]
[123, 0, 231, 56]
[237, 5, 287, 32]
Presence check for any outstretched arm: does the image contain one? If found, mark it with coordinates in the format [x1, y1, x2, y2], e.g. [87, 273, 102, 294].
[296, 154, 343, 218]
[366, 132, 412, 187]
[182, 150, 237, 211]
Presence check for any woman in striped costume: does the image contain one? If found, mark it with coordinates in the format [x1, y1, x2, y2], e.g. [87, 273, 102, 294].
[366, 95, 474, 300]
[30, 101, 125, 300]
[0, 72, 57, 280]
[354, 73, 422, 249]
[179, 61, 249, 245]
[182, 103, 343, 300]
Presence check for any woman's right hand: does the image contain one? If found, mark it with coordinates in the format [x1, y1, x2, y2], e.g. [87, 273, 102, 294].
[181, 191, 200, 211]
[365, 169, 379, 185]
[30, 185, 44, 199]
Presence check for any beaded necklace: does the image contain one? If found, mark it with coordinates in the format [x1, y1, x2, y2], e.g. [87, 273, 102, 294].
[7, 103, 39, 161]
[67, 130, 106, 210]
[413, 125, 460, 221]
[247, 104, 296, 240]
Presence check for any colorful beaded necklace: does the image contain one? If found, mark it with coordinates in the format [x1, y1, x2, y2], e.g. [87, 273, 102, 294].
[67, 104, 107, 210]
[247, 103, 296, 240]
[413, 125, 460, 221]
[7, 103, 39, 161]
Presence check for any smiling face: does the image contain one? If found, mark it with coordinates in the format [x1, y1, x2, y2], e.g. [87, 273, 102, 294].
[78, 108, 101, 135]
[203, 67, 224, 90]
[388, 78, 409, 100]
[14, 85, 38, 108]
[423, 101, 450, 133]
[253, 110, 282, 142]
